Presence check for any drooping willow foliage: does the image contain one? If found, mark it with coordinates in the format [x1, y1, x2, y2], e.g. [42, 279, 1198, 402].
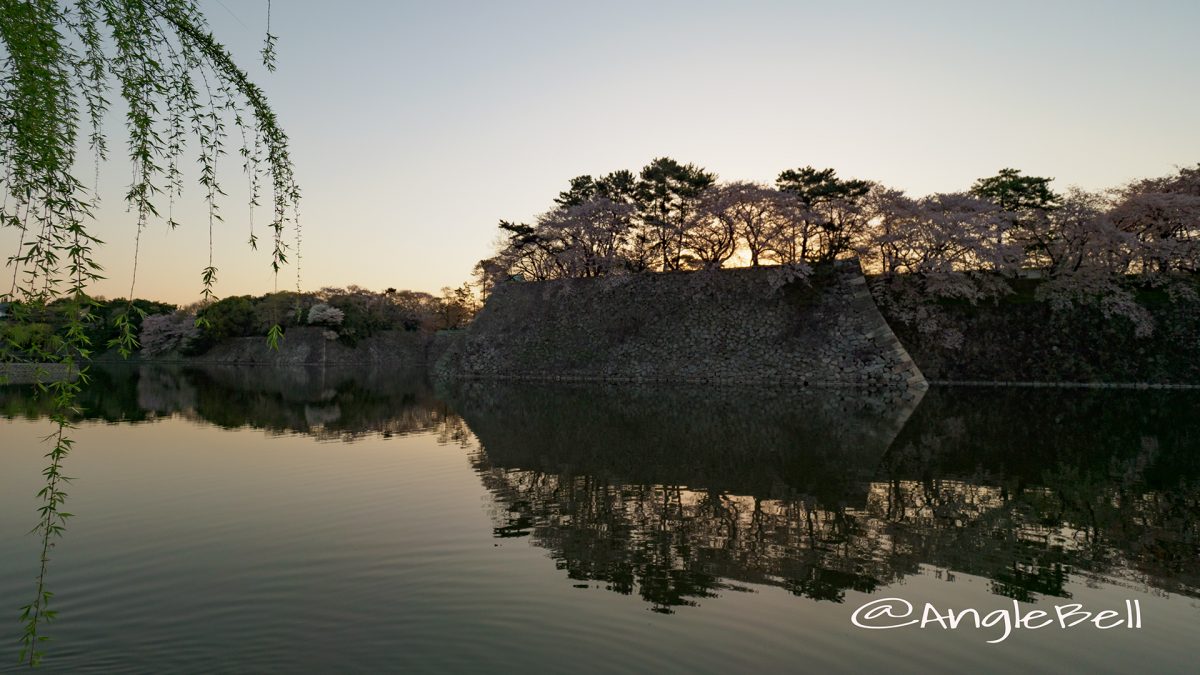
[0, 0, 298, 665]
[2, 0, 299, 309]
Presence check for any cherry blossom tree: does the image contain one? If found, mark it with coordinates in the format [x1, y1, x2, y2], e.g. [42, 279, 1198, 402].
[685, 191, 739, 269]
[488, 220, 568, 283]
[536, 198, 638, 277]
[1108, 165, 1200, 278]
[1039, 188, 1129, 276]
[700, 182, 784, 267]
[138, 313, 200, 356]
[865, 192, 1012, 285]
[307, 303, 345, 327]
[479, 160, 1198, 343]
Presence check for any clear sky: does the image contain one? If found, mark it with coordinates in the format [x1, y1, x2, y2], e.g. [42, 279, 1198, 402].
[6, 0, 1200, 304]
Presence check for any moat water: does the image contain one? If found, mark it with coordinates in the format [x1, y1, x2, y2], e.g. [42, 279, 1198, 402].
[1, 365, 1197, 673]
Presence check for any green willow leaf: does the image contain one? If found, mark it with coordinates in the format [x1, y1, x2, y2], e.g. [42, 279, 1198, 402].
[1, 1, 300, 665]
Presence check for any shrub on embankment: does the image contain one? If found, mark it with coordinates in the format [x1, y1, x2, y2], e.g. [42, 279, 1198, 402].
[0, 297, 176, 361]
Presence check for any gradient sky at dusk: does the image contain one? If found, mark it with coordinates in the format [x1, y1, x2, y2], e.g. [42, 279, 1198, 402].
[6, 0, 1199, 304]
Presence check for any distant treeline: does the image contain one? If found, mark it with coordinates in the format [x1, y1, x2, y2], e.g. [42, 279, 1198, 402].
[479, 159, 1200, 335]
[0, 285, 479, 360]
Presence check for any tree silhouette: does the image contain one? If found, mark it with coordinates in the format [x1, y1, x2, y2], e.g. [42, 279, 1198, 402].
[636, 157, 717, 271]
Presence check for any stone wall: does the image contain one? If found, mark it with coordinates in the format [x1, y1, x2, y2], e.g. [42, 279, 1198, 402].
[437, 260, 925, 390]
[426, 330, 463, 370]
[877, 282, 1200, 385]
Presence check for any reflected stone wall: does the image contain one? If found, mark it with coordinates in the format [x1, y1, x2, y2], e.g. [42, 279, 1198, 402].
[454, 381, 1200, 611]
[444, 379, 924, 503]
[0, 362, 76, 384]
[450, 379, 927, 611]
[438, 260, 926, 389]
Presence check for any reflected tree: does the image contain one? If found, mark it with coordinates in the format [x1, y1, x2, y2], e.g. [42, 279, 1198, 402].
[456, 381, 1200, 611]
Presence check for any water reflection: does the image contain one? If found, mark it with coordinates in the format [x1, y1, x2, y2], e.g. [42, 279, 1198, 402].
[1, 363, 468, 443]
[881, 388, 1200, 600]
[3, 368, 1198, 624]
[448, 382, 1200, 612]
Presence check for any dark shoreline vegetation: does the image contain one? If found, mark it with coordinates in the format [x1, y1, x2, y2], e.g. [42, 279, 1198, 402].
[0, 284, 478, 362]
